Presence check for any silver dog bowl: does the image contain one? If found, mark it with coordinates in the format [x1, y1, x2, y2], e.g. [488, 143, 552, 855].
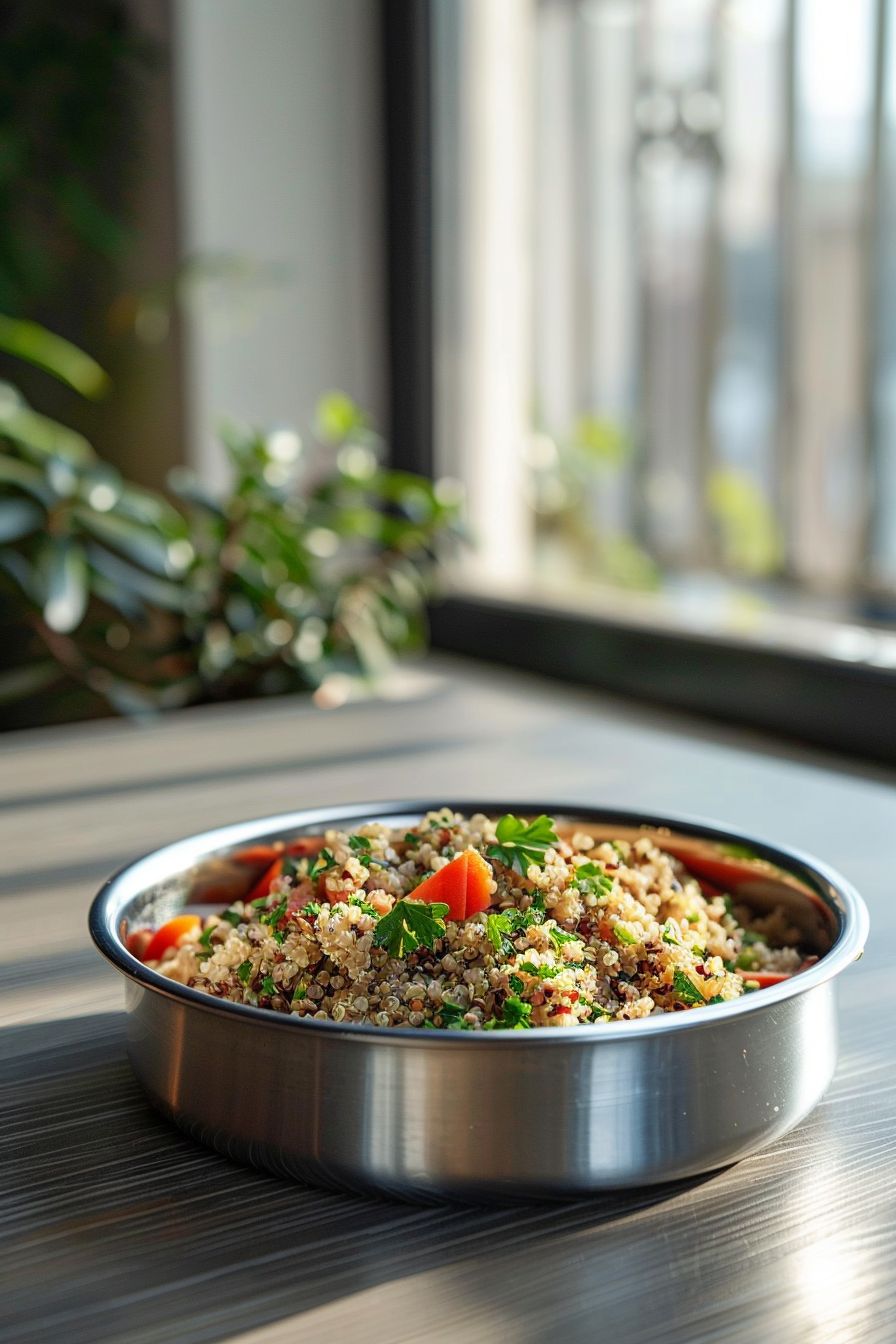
[90, 801, 868, 1201]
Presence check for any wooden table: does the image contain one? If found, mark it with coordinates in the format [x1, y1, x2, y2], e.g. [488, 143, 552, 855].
[2, 657, 893, 1344]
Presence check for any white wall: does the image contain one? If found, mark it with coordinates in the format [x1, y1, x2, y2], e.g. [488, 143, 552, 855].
[174, 0, 385, 483]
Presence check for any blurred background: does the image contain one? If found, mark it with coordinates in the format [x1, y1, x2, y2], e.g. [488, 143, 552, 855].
[2, 0, 896, 756]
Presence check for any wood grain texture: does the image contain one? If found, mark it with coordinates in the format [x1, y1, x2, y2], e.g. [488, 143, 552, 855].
[1, 656, 893, 1344]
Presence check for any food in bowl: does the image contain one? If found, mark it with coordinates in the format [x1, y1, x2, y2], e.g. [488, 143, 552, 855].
[127, 809, 814, 1029]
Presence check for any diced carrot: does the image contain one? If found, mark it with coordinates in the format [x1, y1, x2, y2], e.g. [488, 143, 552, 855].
[246, 857, 284, 906]
[746, 971, 792, 989]
[463, 850, 494, 918]
[413, 854, 468, 921]
[286, 836, 325, 857]
[142, 914, 201, 963]
[413, 849, 495, 921]
[232, 843, 284, 866]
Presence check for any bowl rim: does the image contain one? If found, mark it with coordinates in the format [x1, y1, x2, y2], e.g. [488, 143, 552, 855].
[89, 798, 869, 1045]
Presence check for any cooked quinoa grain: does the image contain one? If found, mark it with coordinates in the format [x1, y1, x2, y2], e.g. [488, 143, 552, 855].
[144, 810, 808, 1029]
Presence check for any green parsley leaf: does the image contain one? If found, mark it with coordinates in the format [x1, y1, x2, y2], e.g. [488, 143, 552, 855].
[519, 961, 562, 978]
[222, 908, 242, 927]
[198, 924, 216, 951]
[661, 923, 680, 947]
[261, 975, 276, 996]
[348, 834, 371, 853]
[708, 994, 726, 1005]
[404, 832, 418, 845]
[348, 896, 379, 917]
[508, 973, 524, 993]
[486, 911, 515, 955]
[261, 898, 287, 929]
[487, 813, 559, 875]
[437, 1000, 467, 1028]
[373, 899, 449, 958]
[572, 861, 614, 899]
[236, 960, 253, 985]
[549, 926, 579, 951]
[302, 901, 321, 917]
[614, 924, 639, 946]
[673, 969, 706, 1005]
[310, 848, 338, 879]
[500, 995, 533, 1029]
[292, 985, 307, 1003]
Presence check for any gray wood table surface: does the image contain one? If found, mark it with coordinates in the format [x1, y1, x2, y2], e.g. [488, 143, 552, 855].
[2, 656, 893, 1344]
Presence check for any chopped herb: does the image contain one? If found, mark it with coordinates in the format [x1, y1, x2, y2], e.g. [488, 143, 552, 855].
[251, 896, 270, 909]
[348, 896, 379, 917]
[485, 911, 515, 954]
[198, 924, 216, 951]
[549, 926, 579, 951]
[508, 973, 524, 993]
[736, 949, 759, 971]
[442, 845, 455, 860]
[309, 848, 338, 879]
[373, 899, 449, 958]
[438, 1000, 467, 1027]
[530, 890, 546, 914]
[236, 960, 253, 985]
[348, 834, 371, 853]
[686, 912, 701, 925]
[292, 986, 307, 1003]
[690, 944, 707, 958]
[520, 961, 562, 978]
[673, 969, 706, 1005]
[260, 898, 287, 929]
[614, 924, 640, 946]
[404, 832, 418, 845]
[722, 895, 734, 917]
[302, 901, 321, 917]
[661, 924, 680, 947]
[487, 813, 559, 875]
[741, 930, 763, 946]
[610, 841, 628, 860]
[571, 860, 614, 899]
[708, 994, 726, 1005]
[261, 975, 276, 996]
[273, 929, 286, 946]
[718, 842, 759, 860]
[500, 995, 533, 1029]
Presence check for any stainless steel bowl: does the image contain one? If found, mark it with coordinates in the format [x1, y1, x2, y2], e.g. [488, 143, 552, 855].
[89, 801, 868, 1201]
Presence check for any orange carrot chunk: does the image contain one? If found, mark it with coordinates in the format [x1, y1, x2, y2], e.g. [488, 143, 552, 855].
[746, 971, 793, 989]
[462, 850, 494, 919]
[413, 853, 468, 921]
[142, 914, 201, 963]
[413, 850, 494, 921]
[246, 857, 284, 906]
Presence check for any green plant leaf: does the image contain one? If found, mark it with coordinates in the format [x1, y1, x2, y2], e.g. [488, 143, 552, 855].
[0, 498, 43, 542]
[41, 539, 89, 633]
[0, 402, 94, 465]
[74, 507, 176, 577]
[0, 661, 60, 704]
[0, 315, 109, 399]
[0, 452, 54, 504]
[87, 545, 187, 611]
[315, 391, 369, 443]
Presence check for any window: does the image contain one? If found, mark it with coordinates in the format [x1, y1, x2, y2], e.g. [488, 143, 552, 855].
[431, 0, 896, 673]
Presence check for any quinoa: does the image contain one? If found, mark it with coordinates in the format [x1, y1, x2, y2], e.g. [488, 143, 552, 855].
[146, 810, 809, 1029]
